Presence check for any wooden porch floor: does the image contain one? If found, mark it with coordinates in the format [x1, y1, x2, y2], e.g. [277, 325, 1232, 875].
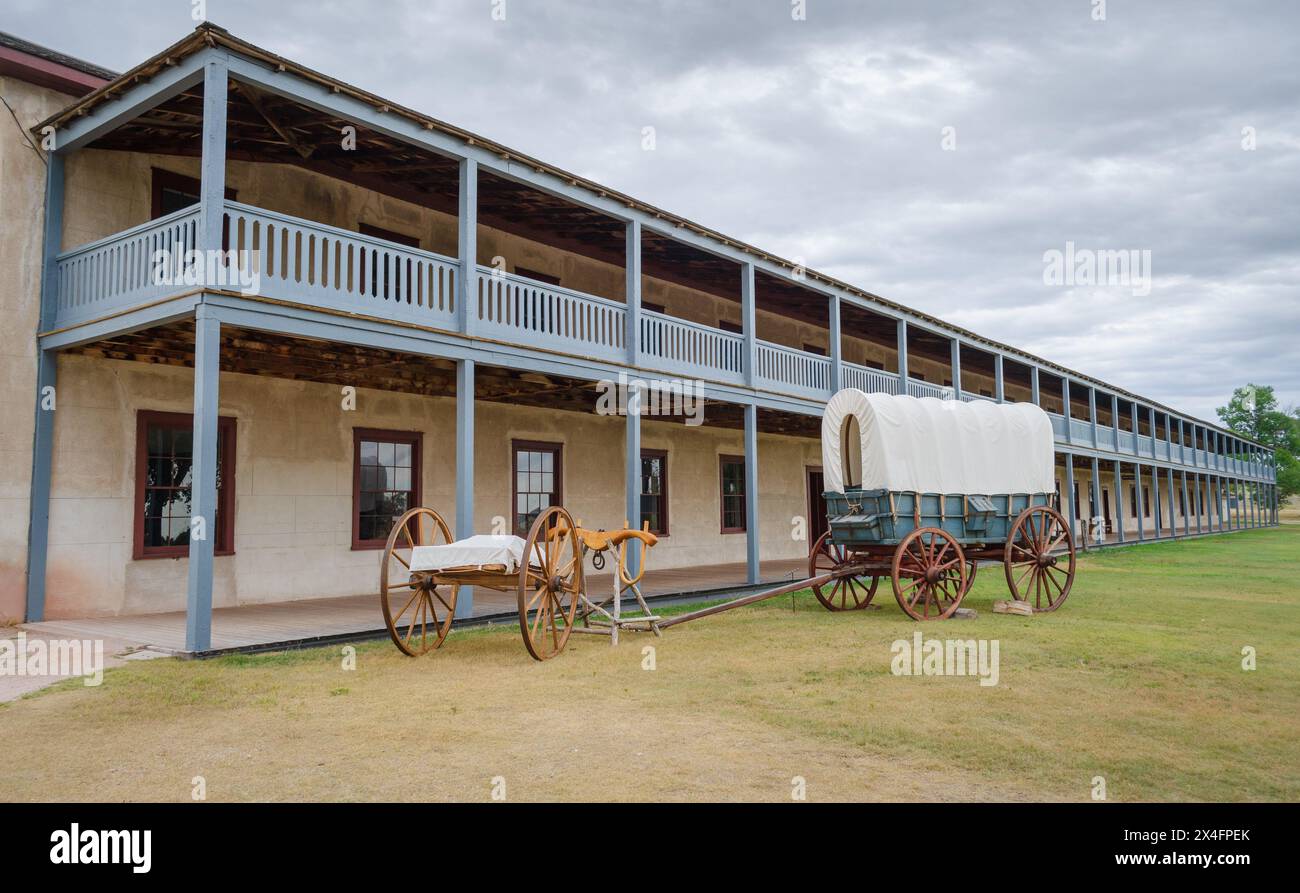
[23, 557, 809, 655]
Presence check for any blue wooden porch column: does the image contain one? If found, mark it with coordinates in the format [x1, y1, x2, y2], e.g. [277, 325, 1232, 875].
[1062, 454, 1078, 541]
[993, 354, 1004, 402]
[1111, 394, 1121, 451]
[454, 358, 475, 618]
[1130, 404, 1141, 456]
[1148, 407, 1157, 459]
[741, 262, 756, 387]
[949, 339, 962, 398]
[24, 150, 64, 623]
[625, 219, 641, 367]
[458, 158, 478, 336]
[184, 59, 229, 653]
[1090, 456, 1102, 543]
[828, 294, 842, 392]
[184, 306, 221, 653]
[896, 319, 909, 393]
[1135, 465, 1146, 541]
[1166, 467, 1177, 537]
[743, 403, 760, 584]
[1151, 462, 1162, 538]
[624, 380, 641, 580]
[1112, 460, 1125, 543]
[1194, 473, 1204, 534]
[1030, 365, 1040, 407]
[1088, 387, 1099, 448]
[1180, 471, 1191, 536]
[1062, 379, 1072, 438]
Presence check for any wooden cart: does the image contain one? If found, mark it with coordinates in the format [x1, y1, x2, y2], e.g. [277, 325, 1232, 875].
[378, 504, 657, 661]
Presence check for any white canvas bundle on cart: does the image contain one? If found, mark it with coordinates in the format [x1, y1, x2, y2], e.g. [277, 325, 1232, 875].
[410, 534, 528, 573]
[820, 388, 1056, 495]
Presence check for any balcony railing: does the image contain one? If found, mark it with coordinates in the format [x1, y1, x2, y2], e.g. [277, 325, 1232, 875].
[756, 340, 831, 398]
[477, 267, 625, 364]
[639, 310, 745, 385]
[224, 201, 458, 329]
[45, 201, 1276, 483]
[842, 362, 900, 395]
[54, 205, 201, 326]
[907, 380, 955, 400]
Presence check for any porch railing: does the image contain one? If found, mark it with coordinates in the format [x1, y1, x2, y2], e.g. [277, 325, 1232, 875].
[53, 205, 201, 325]
[223, 201, 459, 328]
[755, 340, 831, 398]
[46, 203, 1272, 483]
[639, 310, 745, 384]
[842, 362, 900, 395]
[906, 380, 955, 400]
[476, 268, 625, 363]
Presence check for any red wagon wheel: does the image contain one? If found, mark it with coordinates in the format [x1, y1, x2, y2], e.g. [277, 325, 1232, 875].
[518, 506, 584, 661]
[1004, 506, 1076, 612]
[380, 507, 458, 656]
[891, 527, 968, 621]
[808, 530, 880, 610]
[962, 558, 979, 595]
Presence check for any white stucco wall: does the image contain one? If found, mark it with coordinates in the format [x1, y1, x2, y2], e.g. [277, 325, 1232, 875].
[42, 353, 822, 619]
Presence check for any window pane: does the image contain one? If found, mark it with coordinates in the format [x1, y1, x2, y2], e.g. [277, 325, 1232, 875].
[355, 435, 418, 543]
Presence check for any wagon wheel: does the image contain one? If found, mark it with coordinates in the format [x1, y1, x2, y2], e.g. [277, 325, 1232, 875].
[962, 558, 979, 595]
[808, 530, 880, 610]
[891, 527, 968, 621]
[518, 506, 584, 661]
[380, 507, 458, 656]
[1004, 506, 1076, 612]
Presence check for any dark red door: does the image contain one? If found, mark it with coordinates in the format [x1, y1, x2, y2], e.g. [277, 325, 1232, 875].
[808, 468, 828, 544]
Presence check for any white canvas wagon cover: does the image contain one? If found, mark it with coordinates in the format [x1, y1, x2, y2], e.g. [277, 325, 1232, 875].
[821, 388, 1056, 496]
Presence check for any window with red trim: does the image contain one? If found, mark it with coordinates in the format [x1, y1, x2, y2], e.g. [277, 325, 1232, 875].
[720, 455, 746, 533]
[353, 429, 422, 549]
[134, 411, 236, 558]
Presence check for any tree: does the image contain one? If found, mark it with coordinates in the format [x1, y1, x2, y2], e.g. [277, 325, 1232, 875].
[1216, 384, 1300, 499]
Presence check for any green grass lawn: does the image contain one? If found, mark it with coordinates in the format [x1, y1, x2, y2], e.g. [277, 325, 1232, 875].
[2, 527, 1297, 802]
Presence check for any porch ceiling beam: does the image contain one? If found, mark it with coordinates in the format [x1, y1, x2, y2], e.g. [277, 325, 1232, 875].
[236, 81, 314, 159]
[51, 49, 212, 153]
[38, 295, 201, 350]
[196, 294, 819, 416]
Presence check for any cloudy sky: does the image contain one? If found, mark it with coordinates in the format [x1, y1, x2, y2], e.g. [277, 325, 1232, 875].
[7, 0, 1297, 420]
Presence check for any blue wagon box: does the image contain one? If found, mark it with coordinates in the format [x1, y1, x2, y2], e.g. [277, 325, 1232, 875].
[824, 488, 1053, 548]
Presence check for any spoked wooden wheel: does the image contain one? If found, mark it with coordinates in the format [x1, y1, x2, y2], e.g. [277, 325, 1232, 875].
[518, 506, 584, 661]
[891, 527, 968, 621]
[1004, 506, 1076, 612]
[380, 507, 458, 656]
[962, 559, 979, 595]
[808, 531, 880, 611]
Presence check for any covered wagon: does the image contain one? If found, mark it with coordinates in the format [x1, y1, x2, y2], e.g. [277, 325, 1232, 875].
[810, 389, 1077, 619]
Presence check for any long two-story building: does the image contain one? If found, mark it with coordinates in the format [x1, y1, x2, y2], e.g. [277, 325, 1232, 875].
[2, 24, 1279, 653]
